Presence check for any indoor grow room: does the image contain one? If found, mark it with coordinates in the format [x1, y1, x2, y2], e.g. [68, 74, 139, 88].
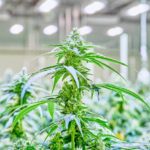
[0, 0, 150, 150]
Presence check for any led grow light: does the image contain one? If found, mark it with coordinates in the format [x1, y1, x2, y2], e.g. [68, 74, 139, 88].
[0, 0, 3, 7]
[43, 25, 58, 35]
[84, 1, 105, 15]
[107, 26, 123, 37]
[10, 24, 24, 34]
[127, 4, 150, 16]
[78, 26, 92, 35]
[38, 0, 58, 13]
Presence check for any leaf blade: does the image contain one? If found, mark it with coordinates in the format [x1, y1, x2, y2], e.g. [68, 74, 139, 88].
[21, 68, 56, 101]
[96, 83, 150, 110]
[84, 53, 127, 66]
[48, 101, 55, 120]
[64, 66, 79, 88]
[12, 99, 54, 127]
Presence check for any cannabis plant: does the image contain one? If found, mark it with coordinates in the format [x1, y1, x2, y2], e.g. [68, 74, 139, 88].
[0, 69, 31, 138]
[0, 68, 46, 149]
[82, 81, 147, 143]
[106, 92, 142, 141]
[11, 29, 150, 149]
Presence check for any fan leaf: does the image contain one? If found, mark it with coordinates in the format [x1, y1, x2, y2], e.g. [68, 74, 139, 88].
[13, 99, 54, 127]
[64, 66, 79, 88]
[96, 83, 150, 110]
[48, 101, 55, 120]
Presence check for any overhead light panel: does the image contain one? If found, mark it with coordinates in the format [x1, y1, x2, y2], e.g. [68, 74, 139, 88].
[127, 4, 150, 16]
[79, 26, 92, 35]
[43, 25, 58, 35]
[0, 0, 3, 7]
[10, 24, 24, 35]
[84, 1, 105, 15]
[107, 26, 123, 37]
[38, 0, 58, 13]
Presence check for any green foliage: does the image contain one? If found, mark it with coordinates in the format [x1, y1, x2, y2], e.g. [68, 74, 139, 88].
[0, 69, 49, 148]
[0, 69, 34, 139]
[8, 28, 150, 149]
[48, 101, 55, 120]
[13, 139, 36, 150]
[11, 121, 25, 139]
[0, 69, 32, 105]
[12, 99, 53, 128]
[95, 83, 150, 110]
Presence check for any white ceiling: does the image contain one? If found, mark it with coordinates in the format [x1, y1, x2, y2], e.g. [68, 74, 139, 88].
[0, 0, 150, 54]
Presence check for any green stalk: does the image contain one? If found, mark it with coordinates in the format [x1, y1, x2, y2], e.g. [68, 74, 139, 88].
[71, 122, 75, 150]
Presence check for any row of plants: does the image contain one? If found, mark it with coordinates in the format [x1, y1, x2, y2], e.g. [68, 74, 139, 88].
[0, 29, 150, 150]
[87, 80, 150, 146]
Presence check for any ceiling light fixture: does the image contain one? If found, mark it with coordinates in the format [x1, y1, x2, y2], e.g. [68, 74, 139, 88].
[0, 0, 3, 7]
[38, 0, 58, 13]
[107, 26, 123, 37]
[78, 26, 92, 35]
[10, 24, 24, 34]
[127, 4, 150, 16]
[43, 25, 58, 35]
[84, 1, 105, 15]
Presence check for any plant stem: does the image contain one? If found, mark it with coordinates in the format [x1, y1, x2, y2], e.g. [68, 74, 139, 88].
[71, 122, 75, 150]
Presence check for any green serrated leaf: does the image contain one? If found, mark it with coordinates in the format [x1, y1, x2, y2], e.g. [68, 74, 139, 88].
[21, 68, 57, 100]
[48, 101, 55, 120]
[96, 83, 150, 110]
[82, 116, 109, 129]
[64, 66, 79, 88]
[52, 72, 63, 93]
[74, 117, 83, 137]
[13, 99, 53, 127]
[83, 57, 104, 68]
[98, 61, 125, 80]
[84, 53, 127, 66]
[48, 123, 58, 135]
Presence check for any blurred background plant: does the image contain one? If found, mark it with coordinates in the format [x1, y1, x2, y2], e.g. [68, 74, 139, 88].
[0, 68, 53, 149]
